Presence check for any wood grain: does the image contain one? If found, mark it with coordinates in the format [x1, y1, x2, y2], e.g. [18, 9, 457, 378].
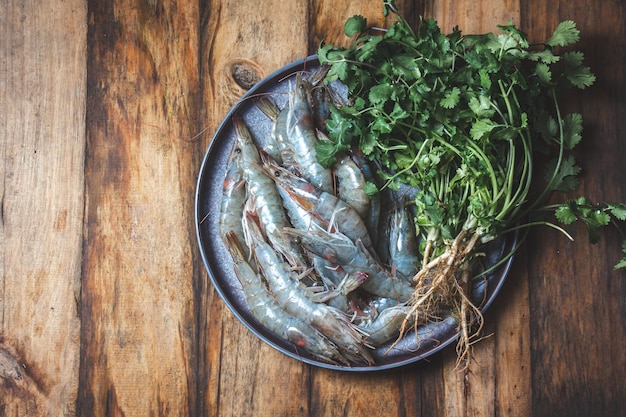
[1, 0, 86, 415]
[79, 0, 202, 415]
[420, 3, 533, 417]
[425, 0, 521, 33]
[521, 1, 626, 415]
[198, 2, 313, 416]
[1, 0, 625, 416]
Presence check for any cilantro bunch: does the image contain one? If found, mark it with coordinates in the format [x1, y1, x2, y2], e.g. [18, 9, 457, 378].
[317, 1, 626, 270]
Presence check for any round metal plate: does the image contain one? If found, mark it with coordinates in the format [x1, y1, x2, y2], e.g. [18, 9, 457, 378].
[195, 55, 517, 371]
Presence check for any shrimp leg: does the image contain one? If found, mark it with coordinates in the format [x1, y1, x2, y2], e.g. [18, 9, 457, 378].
[244, 212, 375, 365]
[262, 155, 378, 258]
[285, 227, 415, 303]
[224, 231, 349, 365]
[219, 143, 248, 259]
[285, 73, 334, 193]
[233, 116, 306, 268]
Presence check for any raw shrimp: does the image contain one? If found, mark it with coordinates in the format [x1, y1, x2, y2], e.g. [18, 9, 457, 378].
[253, 96, 283, 164]
[309, 270, 368, 304]
[219, 144, 247, 257]
[388, 206, 420, 282]
[244, 213, 374, 365]
[333, 151, 370, 220]
[349, 149, 381, 242]
[262, 155, 378, 258]
[285, 227, 415, 303]
[360, 305, 417, 346]
[224, 231, 349, 365]
[285, 73, 334, 193]
[233, 116, 305, 268]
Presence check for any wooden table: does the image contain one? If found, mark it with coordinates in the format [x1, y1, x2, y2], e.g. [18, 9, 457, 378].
[2, 0, 625, 415]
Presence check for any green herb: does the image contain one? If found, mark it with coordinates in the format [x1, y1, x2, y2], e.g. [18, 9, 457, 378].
[552, 198, 626, 269]
[317, 1, 624, 368]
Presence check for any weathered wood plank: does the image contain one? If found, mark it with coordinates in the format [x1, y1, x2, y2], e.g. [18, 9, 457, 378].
[419, 2, 533, 417]
[426, 0, 521, 33]
[1, 0, 619, 416]
[437, 259, 532, 417]
[306, 3, 420, 417]
[308, 0, 392, 52]
[0, 0, 86, 415]
[492, 255, 532, 417]
[199, 1, 312, 416]
[79, 0, 202, 415]
[522, 1, 626, 416]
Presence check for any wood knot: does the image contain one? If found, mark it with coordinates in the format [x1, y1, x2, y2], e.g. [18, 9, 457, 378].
[0, 348, 23, 382]
[227, 59, 264, 90]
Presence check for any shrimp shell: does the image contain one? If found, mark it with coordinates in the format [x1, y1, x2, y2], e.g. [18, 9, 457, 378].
[224, 232, 349, 365]
[253, 96, 283, 164]
[219, 144, 247, 255]
[388, 202, 420, 281]
[233, 116, 305, 268]
[360, 305, 417, 346]
[285, 73, 334, 193]
[285, 227, 415, 303]
[350, 149, 381, 243]
[333, 152, 370, 220]
[263, 156, 378, 258]
[245, 213, 374, 365]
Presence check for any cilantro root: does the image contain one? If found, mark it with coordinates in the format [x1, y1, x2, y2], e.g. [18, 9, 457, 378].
[394, 226, 484, 369]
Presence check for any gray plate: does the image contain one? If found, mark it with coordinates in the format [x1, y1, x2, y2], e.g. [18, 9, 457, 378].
[195, 56, 518, 371]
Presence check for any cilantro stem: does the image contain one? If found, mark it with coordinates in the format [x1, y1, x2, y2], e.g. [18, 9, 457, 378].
[521, 90, 564, 216]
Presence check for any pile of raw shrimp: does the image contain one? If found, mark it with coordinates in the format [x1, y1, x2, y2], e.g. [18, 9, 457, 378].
[219, 67, 424, 366]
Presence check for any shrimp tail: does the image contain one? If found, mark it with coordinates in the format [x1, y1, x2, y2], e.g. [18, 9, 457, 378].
[225, 231, 352, 366]
[255, 96, 281, 121]
[325, 305, 376, 362]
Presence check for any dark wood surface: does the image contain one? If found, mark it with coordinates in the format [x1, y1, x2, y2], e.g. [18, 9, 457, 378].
[1, 0, 624, 416]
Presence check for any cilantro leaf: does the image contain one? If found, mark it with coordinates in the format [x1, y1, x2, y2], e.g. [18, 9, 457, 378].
[440, 87, 461, 109]
[562, 113, 583, 150]
[344, 15, 367, 37]
[615, 241, 626, 270]
[545, 20, 580, 47]
[497, 23, 530, 48]
[561, 51, 596, 88]
[535, 62, 552, 86]
[563, 50, 585, 67]
[315, 140, 342, 168]
[609, 203, 626, 221]
[585, 213, 611, 244]
[468, 94, 495, 117]
[555, 198, 625, 247]
[555, 204, 577, 224]
[470, 119, 498, 140]
[528, 49, 560, 64]
[545, 155, 581, 192]
[369, 83, 395, 104]
[363, 181, 379, 196]
[566, 64, 596, 89]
